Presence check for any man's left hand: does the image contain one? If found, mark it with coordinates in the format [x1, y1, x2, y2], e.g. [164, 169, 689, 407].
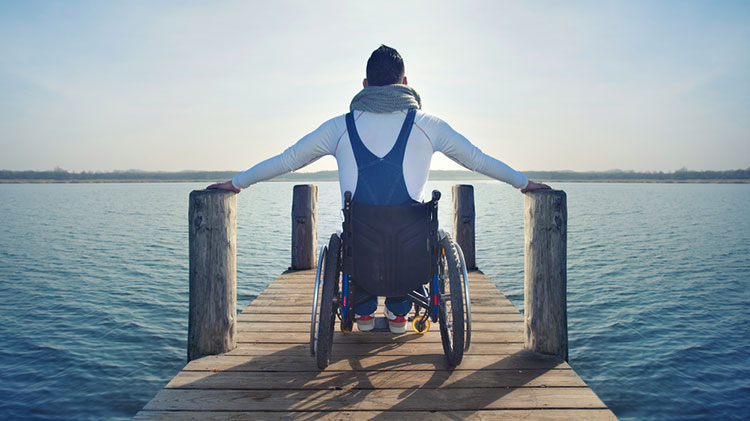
[207, 180, 241, 193]
[521, 180, 551, 193]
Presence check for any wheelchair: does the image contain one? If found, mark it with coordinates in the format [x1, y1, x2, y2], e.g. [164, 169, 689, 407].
[310, 190, 472, 369]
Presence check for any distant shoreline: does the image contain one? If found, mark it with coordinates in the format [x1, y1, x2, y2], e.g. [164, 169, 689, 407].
[2, 178, 748, 184]
[1, 168, 748, 184]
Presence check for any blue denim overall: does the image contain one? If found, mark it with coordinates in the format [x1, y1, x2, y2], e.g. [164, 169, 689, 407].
[346, 109, 424, 316]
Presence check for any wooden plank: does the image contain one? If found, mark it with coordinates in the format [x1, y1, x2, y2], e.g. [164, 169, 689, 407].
[256, 288, 506, 298]
[248, 295, 516, 307]
[268, 278, 499, 288]
[268, 272, 498, 284]
[238, 312, 523, 323]
[260, 283, 502, 293]
[237, 331, 526, 344]
[241, 304, 521, 314]
[223, 342, 525, 357]
[182, 353, 570, 372]
[165, 368, 586, 390]
[236, 321, 523, 332]
[135, 409, 618, 420]
[142, 387, 608, 411]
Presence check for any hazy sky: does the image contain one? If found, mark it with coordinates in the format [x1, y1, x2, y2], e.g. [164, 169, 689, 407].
[1, 1, 748, 173]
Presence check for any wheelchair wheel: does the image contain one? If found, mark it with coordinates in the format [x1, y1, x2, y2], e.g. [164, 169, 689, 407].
[316, 234, 341, 369]
[438, 235, 465, 367]
[309, 244, 327, 356]
[454, 242, 472, 351]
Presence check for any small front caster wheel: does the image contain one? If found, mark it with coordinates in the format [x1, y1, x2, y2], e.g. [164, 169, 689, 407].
[340, 319, 353, 334]
[412, 314, 431, 334]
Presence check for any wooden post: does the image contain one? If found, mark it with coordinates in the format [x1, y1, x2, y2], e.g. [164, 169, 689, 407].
[291, 184, 318, 270]
[452, 184, 477, 270]
[524, 189, 568, 360]
[188, 189, 237, 362]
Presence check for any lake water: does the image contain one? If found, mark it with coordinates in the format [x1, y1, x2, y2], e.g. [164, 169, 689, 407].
[0, 181, 748, 420]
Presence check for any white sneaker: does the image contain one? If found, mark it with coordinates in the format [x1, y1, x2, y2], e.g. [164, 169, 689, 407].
[355, 313, 375, 332]
[384, 308, 408, 334]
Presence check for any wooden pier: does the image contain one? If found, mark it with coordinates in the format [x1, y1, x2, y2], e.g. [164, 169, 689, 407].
[136, 269, 614, 419]
[136, 185, 615, 419]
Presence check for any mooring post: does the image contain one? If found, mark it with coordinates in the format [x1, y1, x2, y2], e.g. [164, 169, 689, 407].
[291, 184, 318, 270]
[187, 189, 237, 362]
[524, 189, 568, 360]
[452, 184, 477, 270]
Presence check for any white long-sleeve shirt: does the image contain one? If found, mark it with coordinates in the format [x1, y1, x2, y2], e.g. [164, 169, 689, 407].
[232, 110, 529, 202]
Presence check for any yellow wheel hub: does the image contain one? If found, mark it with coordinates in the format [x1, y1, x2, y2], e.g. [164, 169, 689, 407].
[412, 315, 430, 334]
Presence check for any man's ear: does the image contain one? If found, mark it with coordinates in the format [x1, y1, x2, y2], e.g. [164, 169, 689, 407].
[363, 78, 369, 88]
[402, 76, 408, 85]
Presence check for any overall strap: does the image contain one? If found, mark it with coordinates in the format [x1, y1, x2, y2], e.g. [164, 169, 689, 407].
[384, 108, 417, 163]
[346, 109, 419, 206]
[345, 111, 375, 167]
[345, 109, 417, 169]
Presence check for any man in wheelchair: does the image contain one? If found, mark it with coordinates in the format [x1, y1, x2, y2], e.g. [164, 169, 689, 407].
[210, 45, 550, 367]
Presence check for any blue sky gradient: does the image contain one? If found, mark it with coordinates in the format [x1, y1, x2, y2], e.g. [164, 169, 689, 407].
[1, 1, 748, 172]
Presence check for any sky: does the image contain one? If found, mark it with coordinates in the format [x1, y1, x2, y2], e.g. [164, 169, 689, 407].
[1, 1, 748, 173]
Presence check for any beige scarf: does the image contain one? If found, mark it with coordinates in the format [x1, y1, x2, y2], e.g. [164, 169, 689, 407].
[350, 84, 422, 112]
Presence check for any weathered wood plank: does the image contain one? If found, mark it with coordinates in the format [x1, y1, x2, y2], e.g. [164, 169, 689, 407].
[248, 295, 515, 307]
[135, 409, 618, 420]
[165, 368, 585, 390]
[182, 353, 570, 372]
[258, 286, 505, 296]
[142, 387, 607, 411]
[223, 342, 525, 357]
[236, 321, 523, 332]
[237, 312, 523, 323]
[275, 271, 493, 278]
[236, 331, 527, 344]
[241, 304, 521, 314]
[270, 272, 496, 282]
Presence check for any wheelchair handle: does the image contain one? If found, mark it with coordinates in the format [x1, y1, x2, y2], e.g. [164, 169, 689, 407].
[432, 190, 441, 202]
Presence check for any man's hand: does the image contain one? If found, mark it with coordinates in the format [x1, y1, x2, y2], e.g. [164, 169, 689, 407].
[521, 180, 551, 193]
[207, 180, 241, 193]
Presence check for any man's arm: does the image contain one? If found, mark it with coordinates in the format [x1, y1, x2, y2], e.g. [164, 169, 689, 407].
[205, 116, 343, 193]
[426, 114, 550, 192]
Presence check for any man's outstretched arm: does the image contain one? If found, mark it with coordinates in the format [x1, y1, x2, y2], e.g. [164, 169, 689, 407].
[206, 117, 341, 193]
[426, 115, 552, 193]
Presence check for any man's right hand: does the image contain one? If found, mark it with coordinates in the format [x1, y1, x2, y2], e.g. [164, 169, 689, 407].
[207, 180, 241, 193]
[521, 181, 551, 193]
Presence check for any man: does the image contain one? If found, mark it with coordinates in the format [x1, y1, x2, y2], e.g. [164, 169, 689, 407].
[209, 45, 550, 333]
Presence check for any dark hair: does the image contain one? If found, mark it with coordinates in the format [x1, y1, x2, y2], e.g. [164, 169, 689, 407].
[366, 45, 405, 86]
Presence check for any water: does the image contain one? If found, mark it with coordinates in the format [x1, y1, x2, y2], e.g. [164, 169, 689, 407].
[0, 181, 748, 420]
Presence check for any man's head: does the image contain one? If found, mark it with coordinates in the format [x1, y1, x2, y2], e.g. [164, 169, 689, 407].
[364, 45, 406, 87]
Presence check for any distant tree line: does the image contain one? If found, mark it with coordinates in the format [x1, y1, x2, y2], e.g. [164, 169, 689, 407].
[523, 168, 750, 181]
[1, 167, 748, 182]
[0, 169, 240, 182]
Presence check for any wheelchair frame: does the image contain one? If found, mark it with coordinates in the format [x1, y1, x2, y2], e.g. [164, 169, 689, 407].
[310, 191, 472, 369]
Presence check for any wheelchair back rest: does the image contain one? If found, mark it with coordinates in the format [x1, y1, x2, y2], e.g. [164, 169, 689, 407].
[342, 192, 439, 297]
